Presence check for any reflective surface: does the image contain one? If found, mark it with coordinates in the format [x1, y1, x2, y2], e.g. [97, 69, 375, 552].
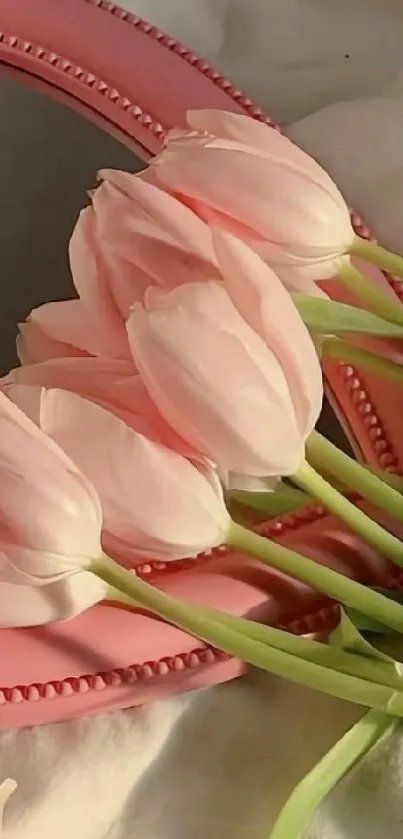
[0, 75, 144, 374]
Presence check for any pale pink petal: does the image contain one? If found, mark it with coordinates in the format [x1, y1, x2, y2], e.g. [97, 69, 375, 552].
[128, 282, 303, 476]
[255, 241, 349, 285]
[156, 143, 353, 261]
[186, 110, 343, 191]
[0, 570, 107, 627]
[40, 389, 230, 560]
[3, 383, 42, 424]
[25, 298, 129, 360]
[0, 544, 82, 583]
[17, 319, 86, 365]
[0, 391, 102, 561]
[69, 208, 130, 357]
[99, 169, 217, 258]
[167, 115, 349, 211]
[2, 359, 196, 458]
[214, 231, 323, 437]
[91, 178, 219, 311]
[77, 193, 153, 317]
[1, 357, 136, 414]
[258, 262, 328, 296]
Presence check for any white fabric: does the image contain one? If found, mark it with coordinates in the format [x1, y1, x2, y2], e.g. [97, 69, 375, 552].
[3, 0, 403, 836]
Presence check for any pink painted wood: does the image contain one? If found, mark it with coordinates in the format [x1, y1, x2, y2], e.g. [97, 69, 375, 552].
[0, 0, 402, 728]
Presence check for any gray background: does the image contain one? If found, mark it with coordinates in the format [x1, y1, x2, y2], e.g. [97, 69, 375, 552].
[0, 74, 142, 375]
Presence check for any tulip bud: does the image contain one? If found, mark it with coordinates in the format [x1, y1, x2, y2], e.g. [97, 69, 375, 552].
[153, 109, 355, 290]
[127, 238, 323, 478]
[0, 391, 107, 626]
[39, 389, 231, 564]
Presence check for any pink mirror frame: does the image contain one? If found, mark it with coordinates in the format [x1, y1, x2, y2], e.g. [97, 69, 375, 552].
[0, 0, 402, 728]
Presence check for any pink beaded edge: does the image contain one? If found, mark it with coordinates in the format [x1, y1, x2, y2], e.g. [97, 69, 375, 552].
[0, 10, 401, 703]
[85, 0, 276, 127]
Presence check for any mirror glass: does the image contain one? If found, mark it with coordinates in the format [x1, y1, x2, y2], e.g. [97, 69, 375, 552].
[0, 73, 145, 375]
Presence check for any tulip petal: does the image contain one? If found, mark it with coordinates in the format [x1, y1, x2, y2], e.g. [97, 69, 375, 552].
[187, 109, 314, 168]
[0, 570, 107, 627]
[2, 359, 196, 458]
[90, 178, 220, 314]
[186, 110, 348, 212]
[40, 389, 230, 560]
[4, 382, 42, 425]
[69, 208, 130, 358]
[156, 142, 352, 260]
[0, 391, 102, 560]
[17, 317, 87, 365]
[214, 231, 323, 436]
[128, 282, 303, 476]
[100, 169, 217, 259]
[24, 298, 128, 361]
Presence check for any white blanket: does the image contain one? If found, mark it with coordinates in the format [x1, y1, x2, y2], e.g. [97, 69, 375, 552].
[3, 1, 403, 836]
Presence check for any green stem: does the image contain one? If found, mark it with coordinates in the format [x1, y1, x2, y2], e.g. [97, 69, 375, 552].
[337, 262, 403, 326]
[228, 523, 403, 634]
[107, 589, 403, 692]
[269, 709, 399, 839]
[293, 460, 403, 568]
[351, 236, 403, 281]
[180, 605, 403, 692]
[94, 555, 403, 712]
[322, 335, 403, 386]
[307, 431, 403, 527]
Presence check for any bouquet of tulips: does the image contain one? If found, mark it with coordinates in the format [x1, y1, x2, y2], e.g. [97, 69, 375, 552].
[3, 110, 403, 837]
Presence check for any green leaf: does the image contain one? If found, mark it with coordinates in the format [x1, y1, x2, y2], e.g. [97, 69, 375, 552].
[292, 294, 403, 337]
[329, 608, 395, 664]
[229, 484, 310, 516]
[269, 710, 399, 839]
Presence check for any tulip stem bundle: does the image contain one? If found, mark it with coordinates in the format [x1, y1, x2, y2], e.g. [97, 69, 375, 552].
[351, 236, 403, 281]
[96, 555, 403, 713]
[337, 263, 403, 326]
[269, 709, 398, 839]
[226, 523, 403, 634]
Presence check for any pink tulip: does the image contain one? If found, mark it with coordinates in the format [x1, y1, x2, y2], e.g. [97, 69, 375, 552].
[1, 356, 195, 458]
[153, 109, 355, 290]
[18, 173, 217, 365]
[0, 391, 107, 627]
[71, 170, 218, 320]
[38, 389, 231, 564]
[127, 233, 323, 478]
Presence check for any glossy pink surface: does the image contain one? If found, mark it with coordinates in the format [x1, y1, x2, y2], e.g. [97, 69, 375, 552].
[0, 0, 402, 728]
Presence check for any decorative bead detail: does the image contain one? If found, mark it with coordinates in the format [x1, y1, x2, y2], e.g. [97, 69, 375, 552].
[84, 0, 279, 128]
[44, 684, 57, 700]
[337, 361, 400, 472]
[26, 686, 40, 701]
[0, 25, 164, 139]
